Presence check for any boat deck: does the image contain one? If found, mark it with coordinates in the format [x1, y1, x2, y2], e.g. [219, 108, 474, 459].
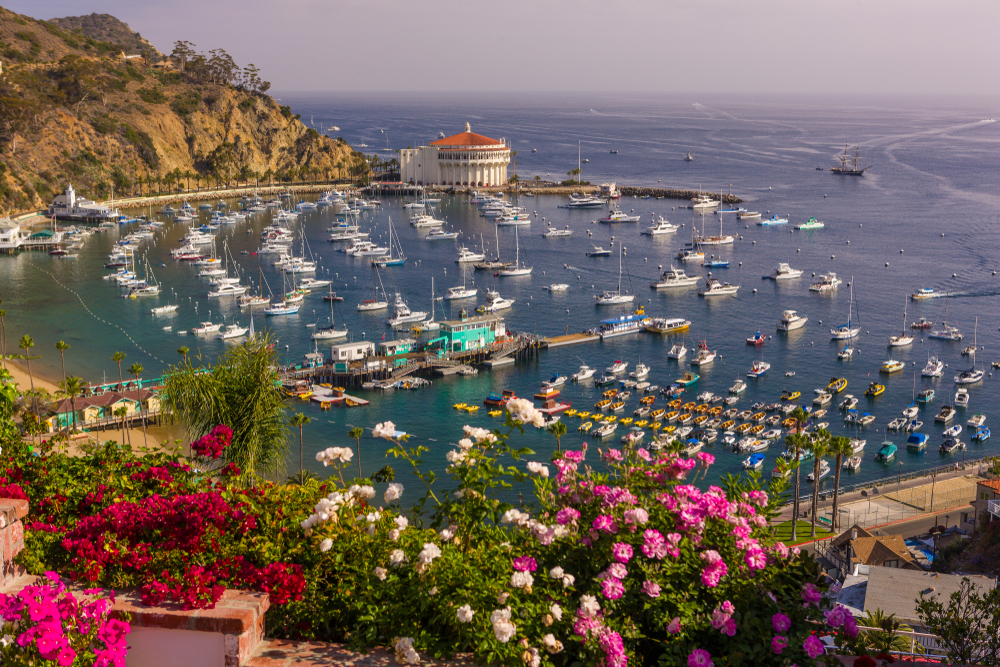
[544, 333, 600, 348]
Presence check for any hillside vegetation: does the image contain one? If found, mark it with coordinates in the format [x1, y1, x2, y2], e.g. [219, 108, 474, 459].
[0, 7, 366, 215]
[47, 12, 163, 59]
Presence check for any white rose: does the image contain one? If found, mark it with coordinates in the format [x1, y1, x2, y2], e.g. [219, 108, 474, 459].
[457, 604, 475, 623]
[458, 438, 474, 450]
[319, 538, 333, 552]
[417, 542, 442, 565]
[388, 529, 400, 541]
[389, 550, 406, 567]
[357, 485, 375, 500]
[549, 566, 564, 579]
[394, 516, 409, 530]
[373, 566, 387, 581]
[549, 603, 562, 621]
[579, 594, 600, 618]
[542, 634, 564, 654]
[439, 527, 455, 542]
[372, 421, 396, 439]
[510, 571, 534, 589]
[562, 574, 575, 588]
[384, 482, 404, 503]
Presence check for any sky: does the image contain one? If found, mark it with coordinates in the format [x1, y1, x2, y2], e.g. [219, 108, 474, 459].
[8, 0, 1000, 97]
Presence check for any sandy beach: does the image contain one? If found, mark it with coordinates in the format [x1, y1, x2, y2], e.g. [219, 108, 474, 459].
[3, 357, 186, 453]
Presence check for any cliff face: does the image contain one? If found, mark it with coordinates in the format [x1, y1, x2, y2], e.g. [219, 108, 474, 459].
[0, 7, 358, 215]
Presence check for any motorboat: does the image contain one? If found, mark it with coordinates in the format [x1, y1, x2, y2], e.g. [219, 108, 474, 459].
[747, 361, 770, 378]
[917, 389, 935, 403]
[813, 390, 833, 406]
[967, 412, 986, 427]
[386, 294, 427, 326]
[478, 290, 514, 313]
[880, 359, 905, 374]
[542, 226, 573, 238]
[737, 210, 761, 221]
[643, 216, 679, 236]
[630, 364, 651, 380]
[559, 194, 606, 209]
[757, 215, 789, 226]
[838, 346, 855, 360]
[409, 214, 445, 228]
[546, 284, 569, 292]
[746, 332, 766, 346]
[264, 301, 300, 316]
[677, 248, 705, 263]
[599, 209, 641, 223]
[828, 377, 848, 393]
[444, 285, 477, 301]
[777, 310, 808, 331]
[972, 427, 991, 442]
[572, 365, 596, 382]
[544, 374, 568, 389]
[742, 452, 765, 470]
[650, 266, 700, 289]
[866, 382, 885, 397]
[593, 422, 619, 439]
[698, 278, 739, 297]
[875, 441, 897, 462]
[456, 246, 486, 263]
[151, 304, 179, 315]
[809, 272, 842, 292]
[934, 405, 955, 423]
[691, 194, 720, 210]
[922, 356, 945, 377]
[911, 317, 933, 329]
[839, 395, 858, 410]
[939, 438, 965, 454]
[646, 317, 691, 334]
[192, 321, 222, 335]
[768, 263, 803, 280]
[730, 379, 747, 394]
[843, 456, 862, 472]
[208, 283, 248, 298]
[911, 288, 937, 300]
[906, 432, 928, 451]
[807, 460, 831, 482]
[217, 324, 248, 340]
[953, 388, 970, 407]
[587, 245, 613, 257]
[667, 344, 688, 360]
[795, 217, 825, 230]
[690, 341, 717, 366]
[606, 360, 629, 374]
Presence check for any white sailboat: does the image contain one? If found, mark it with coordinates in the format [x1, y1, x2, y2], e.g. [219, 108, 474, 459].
[954, 317, 984, 384]
[357, 266, 390, 311]
[497, 226, 533, 276]
[595, 243, 635, 305]
[312, 293, 348, 340]
[888, 297, 914, 347]
[830, 277, 861, 339]
[445, 264, 477, 300]
[415, 278, 441, 332]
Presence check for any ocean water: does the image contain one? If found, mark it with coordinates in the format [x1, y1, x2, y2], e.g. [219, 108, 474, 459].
[3, 93, 999, 494]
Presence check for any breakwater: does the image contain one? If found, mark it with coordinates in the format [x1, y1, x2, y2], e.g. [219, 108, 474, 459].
[618, 186, 742, 204]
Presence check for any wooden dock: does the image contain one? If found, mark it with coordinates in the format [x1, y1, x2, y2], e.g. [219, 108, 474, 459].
[544, 333, 600, 348]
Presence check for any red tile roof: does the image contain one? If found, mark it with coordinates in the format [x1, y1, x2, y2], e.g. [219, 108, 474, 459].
[978, 478, 1000, 493]
[430, 131, 504, 148]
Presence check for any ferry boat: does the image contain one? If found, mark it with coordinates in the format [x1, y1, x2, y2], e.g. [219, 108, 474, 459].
[645, 317, 691, 335]
[690, 341, 717, 366]
[698, 278, 739, 297]
[911, 288, 937, 300]
[809, 273, 842, 292]
[594, 308, 651, 339]
[650, 266, 700, 289]
[777, 310, 808, 331]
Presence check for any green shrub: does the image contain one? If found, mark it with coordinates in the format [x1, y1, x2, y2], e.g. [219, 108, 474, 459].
[91, 114, 116, 135]
[122, 124, 159, 168]
[238, 98, 255, 111]
[170, 93, 200, 118]
[136, 87, 167, 104]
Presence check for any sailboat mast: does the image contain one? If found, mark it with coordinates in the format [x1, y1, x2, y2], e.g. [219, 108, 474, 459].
[617, 243, 623, 293]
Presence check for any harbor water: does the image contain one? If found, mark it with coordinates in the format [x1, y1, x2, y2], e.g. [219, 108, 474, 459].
[2, 93, 998, 493]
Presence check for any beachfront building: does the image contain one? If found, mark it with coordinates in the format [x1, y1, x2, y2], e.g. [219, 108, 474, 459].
[435, 314, 506, 353]
[0, 219, 27, 252]
[44, 389, 160, 431]
[399, 123, 510, 187]
[47, 184, 120, 222]
[973, 478, 1000, 528]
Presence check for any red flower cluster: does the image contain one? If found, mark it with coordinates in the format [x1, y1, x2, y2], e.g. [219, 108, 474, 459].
[0, 482, 28, 501]
[191, 424, 233, 460]
[130, 466, 175, 486]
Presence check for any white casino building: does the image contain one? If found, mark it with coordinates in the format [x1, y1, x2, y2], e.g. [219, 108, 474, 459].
[399, 123, 510, 187]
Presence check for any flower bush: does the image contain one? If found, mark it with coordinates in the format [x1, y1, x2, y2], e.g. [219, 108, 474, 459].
[2, 404, 869, 665]
[0, 572, 128, 666]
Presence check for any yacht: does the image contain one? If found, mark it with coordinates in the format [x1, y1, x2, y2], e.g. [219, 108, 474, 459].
[954, 388, 970, 407]
[677, 248, 705, 263]
[409, 214, 445, 228]
[299, 278, 331, 290]
[192, 321, 222, 335]
[747, 360, 770, 378]
[425, 228, 459, 241]
[651, 266, 700, 289]
[691, 194, 720, 210]
[207, 283, 248, 298]
[599, 209, 641, 223]
[151, 304, 179, 315]
[667, 344, 688, 360]
[546, 284, 569, 292]
[809, 273, 842, 292]
[889, 332, 915, 346]
[831, 278, 861, 339]
[386, 294, 427, 326]
[479, 289, 514, 313]
[698, 278, 740, 297]
[690, 341, 717, 366]
[587, 245, 612, 257]
[646, 317, 691, 334]
[559, 194, 606, 209]
[606, 360, 629, 374]
[444, 285, 477, 301]
[542, 226, 573, 238]
[922, 356, 945, 377]
[929, 323, 963, 341]
[264, 301, 300, 316]
[456, 246, 486, 263]
[643, 216, 679, 236]
[769, 263, 803, 280]
[357, 298, 389, 312]
[217, 324, 249, 340]
[572, 365, 596, 381]
[777, 310, 808, 331]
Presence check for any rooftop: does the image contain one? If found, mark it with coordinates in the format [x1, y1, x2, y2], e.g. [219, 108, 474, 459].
[430, 123, 505, 148]
[863, 568, 996, 623]
[977, 478, 1000, 493]
[440, 314, 504, 327]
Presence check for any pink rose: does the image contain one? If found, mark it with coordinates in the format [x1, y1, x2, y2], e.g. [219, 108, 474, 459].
[772, 613, 791, 633]
[688, 649, 713, 667]
[642, 581, 661, 598]
[803, 635, 825, 658]
[772, 636, 788, 654]
[666, 617, 681, 634]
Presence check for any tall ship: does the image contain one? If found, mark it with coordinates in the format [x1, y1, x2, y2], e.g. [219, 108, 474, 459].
[47, 185, 121, 222]
[831, 144, 871, 176]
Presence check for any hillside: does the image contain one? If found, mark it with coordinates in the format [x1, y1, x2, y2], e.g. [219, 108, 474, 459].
[0, 7, 363, 215]
[48, 13, 163, 59]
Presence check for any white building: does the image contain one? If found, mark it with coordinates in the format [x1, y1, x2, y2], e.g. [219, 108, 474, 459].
[399, 123, 510, 187]
[0, 219, 26, 251]
[330, 341, 375, 362]
[48, 185, 120, 222]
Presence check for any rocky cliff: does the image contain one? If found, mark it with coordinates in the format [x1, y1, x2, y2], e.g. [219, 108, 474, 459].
[0, 7, 360, 215]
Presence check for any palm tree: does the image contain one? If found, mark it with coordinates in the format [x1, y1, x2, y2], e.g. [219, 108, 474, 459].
[128, 362, 147, 447]
[289, 412, 310, 478]
[806, 431, 831, 538]
[350, 427, 363, 479]
[829, 435, 853, 530]
[547, 421, 567, 452]
[113, 405, 128, 445]
[55, 340, 70, 386]
[112, 351, 126, 393]
[788, 406, 809, 541]
[59, 375, 83, 431]
[859, 610, 923, 654]
[177, 346, 190, 365]
[18, 335, 36, 416]
[0, 305, 7, 369]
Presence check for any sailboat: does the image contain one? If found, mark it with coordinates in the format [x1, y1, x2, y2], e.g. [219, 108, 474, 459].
[414, 278, 442, 333]
[595, 243, 635, 305]
[312, 293, 348, 340]
[445, 264, 477, 300]
[830, 277, 860, 339]
[372, 216, 406, 267]
[474, 223, 513, 271]
[929, 298, 964, 341]
[357, 266, 390, 311]
[954, 317, 984, 384]
[693, 203, 736, 245]
[497, 226, 532, 276]
[888, 296, 914, 346]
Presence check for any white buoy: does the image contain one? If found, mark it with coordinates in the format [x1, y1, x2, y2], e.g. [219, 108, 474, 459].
[831, 255, 836, 259]
[952, 273, 957, 278]
[900, 249, 904, 253]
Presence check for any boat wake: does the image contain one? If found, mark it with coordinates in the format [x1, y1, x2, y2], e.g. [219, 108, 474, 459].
[919, 289, 1000, 299]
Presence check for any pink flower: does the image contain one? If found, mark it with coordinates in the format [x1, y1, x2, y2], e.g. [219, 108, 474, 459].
[642, 529, 669, 559]
[699, 551, 728, 587]
[603, 449, 623, 462]
[612, 543, 633, 563]
[772, 613, 791, 633]
[722, 618, 736, 636]
[56, 647, 77, 667]
[697, 452, 715, 465]
[825, 606, 848, 628]
[601, 577, 625, 600]
[803, 635, 825, 658]
[745, 548, 768, 570]
[772, 636, 788, 654]
[599, 631, 627, 667]
[556, 507, 580, 525]
[593, 515, 618, 534]
[513, 556, 537, 572]
[635, 448, 650, 461]
[666, 617, 682, 634]
[844, 613, 860, 638]
[623, 508, 649, 527]
[801, 583, 822, 606]
[642, 581, 661, 598]
[688, 649, 713, 667]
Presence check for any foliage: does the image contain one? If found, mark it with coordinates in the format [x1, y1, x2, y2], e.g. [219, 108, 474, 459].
[916, 578, 1000, 665]
[160, 335, 288, 482]
[0, 572, 129, 666]
[857, 609, 922, 655]
[120, 125, 158, 169]
[135, 87, 167, 104]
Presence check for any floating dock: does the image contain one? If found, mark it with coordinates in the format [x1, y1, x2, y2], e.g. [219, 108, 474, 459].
[544, 333, 600, 348]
